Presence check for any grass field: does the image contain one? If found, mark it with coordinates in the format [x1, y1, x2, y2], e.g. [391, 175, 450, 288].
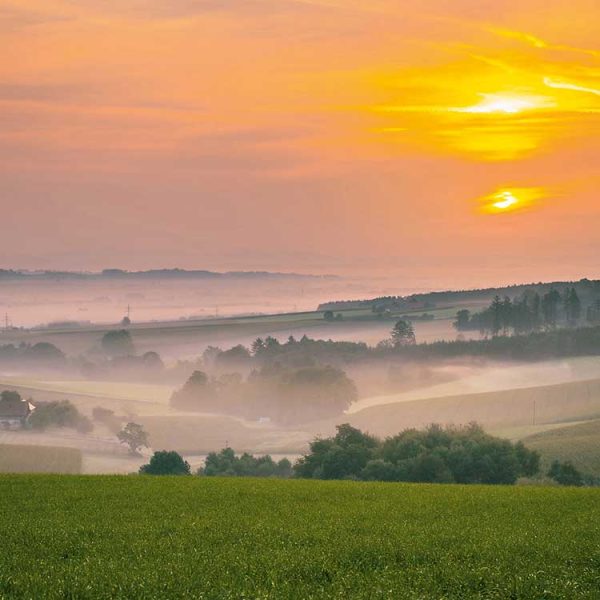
[0, 476, 599, 598]
[347, 378, 600, 437]
[0, 445, 81, 473]
[523, 419, 600, 477]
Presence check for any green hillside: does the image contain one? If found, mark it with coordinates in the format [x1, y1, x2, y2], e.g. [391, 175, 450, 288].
[523, 419, 600, 477]
[1, 476, 599, 599]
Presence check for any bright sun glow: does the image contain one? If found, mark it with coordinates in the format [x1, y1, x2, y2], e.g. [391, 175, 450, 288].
[481, 187, 547, 214]
[492, 191, 519, 209]
[453, 93, 554, 115]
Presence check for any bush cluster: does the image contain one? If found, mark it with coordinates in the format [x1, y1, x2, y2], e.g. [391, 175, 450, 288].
[295, 423, 540, 484]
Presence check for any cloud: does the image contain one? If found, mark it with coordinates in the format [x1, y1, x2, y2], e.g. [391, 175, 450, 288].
[544, 77, 600, 97]
[487, 26, 600, 59]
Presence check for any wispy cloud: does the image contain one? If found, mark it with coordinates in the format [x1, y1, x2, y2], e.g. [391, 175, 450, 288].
[544, 77, 600, 97]
[488, 26, 600, 59]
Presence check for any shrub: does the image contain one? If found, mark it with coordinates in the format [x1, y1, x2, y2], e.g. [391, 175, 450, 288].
[140, 450, 190, 475]
[548, 460, 584, 487]
[140, 451, 190, 475]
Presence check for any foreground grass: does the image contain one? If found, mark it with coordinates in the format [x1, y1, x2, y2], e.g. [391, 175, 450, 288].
[0, 477, 599, 599]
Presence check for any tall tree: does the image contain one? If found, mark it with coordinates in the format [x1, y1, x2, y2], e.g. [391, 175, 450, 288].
[541, 289, 561, 328]
[565, 287, 582, 325]
[390, 320, 416, 347]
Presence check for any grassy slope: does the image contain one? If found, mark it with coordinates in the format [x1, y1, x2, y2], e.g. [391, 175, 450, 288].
[347, 378, 600, 437]
[0, 476, 598, 599]
[0, 445, 81, 473]
[523, 419, 600, 477]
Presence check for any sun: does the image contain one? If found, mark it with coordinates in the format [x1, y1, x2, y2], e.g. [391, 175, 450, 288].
[480, 187, 546, 214]
[492, 191, 519, 210]
[452, 92, 555, 115]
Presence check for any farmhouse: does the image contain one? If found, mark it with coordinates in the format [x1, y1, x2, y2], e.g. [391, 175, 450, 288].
[0, 391, 35, 430]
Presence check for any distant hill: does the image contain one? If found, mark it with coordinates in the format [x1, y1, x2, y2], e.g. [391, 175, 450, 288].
[0, 269, 335, 281]
[318, 278, 600, 311]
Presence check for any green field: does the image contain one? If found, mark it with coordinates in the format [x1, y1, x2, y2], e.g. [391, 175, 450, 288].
[0, 445, 81, 474]
[0, 476, 599, 598]
[523, 419, 600, 477]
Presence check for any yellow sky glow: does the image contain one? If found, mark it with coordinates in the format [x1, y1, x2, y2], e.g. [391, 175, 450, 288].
[481, 187, 548, 214]
[0, 1, 598, 273]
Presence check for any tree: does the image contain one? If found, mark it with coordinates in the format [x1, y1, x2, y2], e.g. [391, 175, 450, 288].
[139, 451, 190, 475]
[294, 424, 379, 480]
[1, 390, 22, 404]
[264, 336, 281, 350]
[490, 296, 503, 336]
[251, 338, 266, 356]
[101, 330, 135, 358]
[199, 448, 293, 478]
[548, 460, 583, 486]
[201, 345, 222, 369]
[28, 400, 93, 433]
[215, 345, 252, 370]
[453, 309, 471, 331]
[117, 422, 149, 455]
[275, 366, 357, 424]
[141, 351, 164, 371]
[564, 288, 582, 326]
[24, 342, 66, 366]
[390, 320, 416, 347]
[170, 370, 214, 411]
[541, 289, 561, 328]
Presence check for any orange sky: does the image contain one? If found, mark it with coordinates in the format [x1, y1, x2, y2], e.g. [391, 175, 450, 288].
[1, 0, 599, 285]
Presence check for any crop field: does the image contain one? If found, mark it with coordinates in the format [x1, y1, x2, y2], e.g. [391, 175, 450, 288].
[0, 476, 599, 599]
[0, 445, 81, 473]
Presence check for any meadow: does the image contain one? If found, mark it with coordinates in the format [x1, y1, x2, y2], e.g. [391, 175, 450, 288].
[0, 445, 81, 474]
[0, 476, 599, 599]
[523, 419, 600, 477]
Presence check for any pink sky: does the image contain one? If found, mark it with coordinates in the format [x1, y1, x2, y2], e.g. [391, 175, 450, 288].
[1, 0, 599, 285]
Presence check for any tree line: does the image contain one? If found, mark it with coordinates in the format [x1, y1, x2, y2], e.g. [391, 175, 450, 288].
[453, 287, 597, 336]
[138, 422, 592, 486]
[205, 323, 600, 370]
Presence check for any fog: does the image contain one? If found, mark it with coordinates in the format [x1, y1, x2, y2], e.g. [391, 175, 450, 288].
[349, 356, 600, 413]
[1, 274, 599, 474]
[0, 273, 428, 329]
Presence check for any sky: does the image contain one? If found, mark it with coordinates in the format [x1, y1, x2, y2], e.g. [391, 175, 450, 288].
[1, 0, 599, 287]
